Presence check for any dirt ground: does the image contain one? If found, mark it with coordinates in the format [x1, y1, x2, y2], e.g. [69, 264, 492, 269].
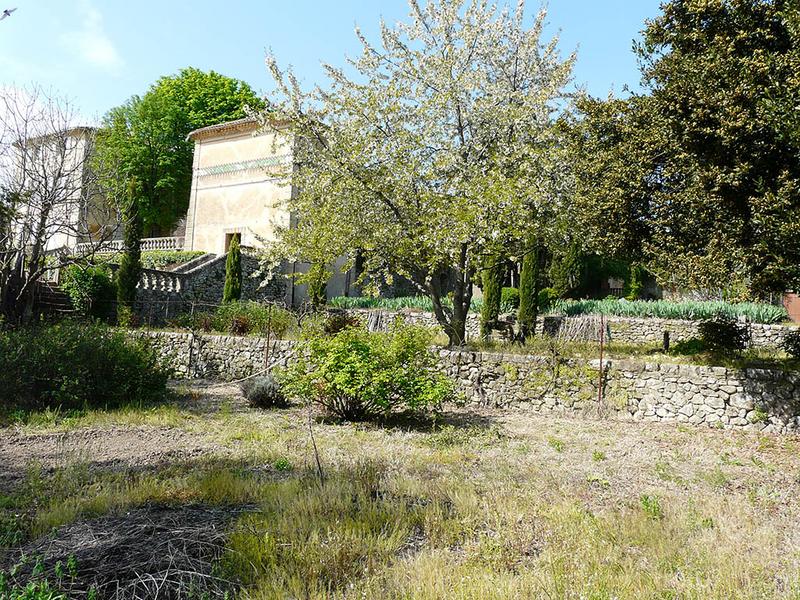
[0, 426, 220, 493]
[2, 381, 800, 598]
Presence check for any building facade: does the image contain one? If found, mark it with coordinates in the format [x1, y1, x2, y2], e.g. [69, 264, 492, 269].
[184, 117, 358, 304]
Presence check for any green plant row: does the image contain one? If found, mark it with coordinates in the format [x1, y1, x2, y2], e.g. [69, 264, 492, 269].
[329, 296, 789, 324]
[550, 298, 788, 324]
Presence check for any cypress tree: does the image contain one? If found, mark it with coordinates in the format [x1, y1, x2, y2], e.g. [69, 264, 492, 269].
[223, 235, 242, 303]
[518, 237, 541, 340]
[479, 254, 504, 340]
[117, 182, 142, 325]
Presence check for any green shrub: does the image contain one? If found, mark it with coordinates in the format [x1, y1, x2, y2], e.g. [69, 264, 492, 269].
[140, 250, 204, 270]
[782, 329, 800, 359]
[213, 302, 296, 337]
[537, 287, 559, 312]
[59, 264, 116, 322]
[624, 264, 646, 300]
[241, 375, 288, 409]
[223, 236, 242, 303]
[281, 323, 454, 421]
[0, 322, 170, 413]
[480, 256, 504, 339]
[698, 316, 750, 355]
[501, 287, 520, 310]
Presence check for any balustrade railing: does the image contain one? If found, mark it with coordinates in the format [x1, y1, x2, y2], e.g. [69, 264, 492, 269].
[74, 236, 184, 255]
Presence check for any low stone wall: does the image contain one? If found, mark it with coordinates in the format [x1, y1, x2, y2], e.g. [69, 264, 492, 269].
[134, 254, 286, 325]
[440, 350, 800, 434]
[136, 330, 800, 434]
[131, 330, 297, 380]
[338, 309, 794, 349]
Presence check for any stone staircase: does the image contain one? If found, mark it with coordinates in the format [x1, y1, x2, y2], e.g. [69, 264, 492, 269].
[35, 282, 75, 316]
[170, 253, 217, 274]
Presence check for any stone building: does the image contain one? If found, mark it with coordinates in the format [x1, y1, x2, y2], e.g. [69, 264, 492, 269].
[184, 117, 358, 305]
[10, 126, 119, 254]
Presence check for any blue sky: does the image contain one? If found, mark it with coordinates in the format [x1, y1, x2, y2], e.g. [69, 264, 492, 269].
[0, 0, 662, 122]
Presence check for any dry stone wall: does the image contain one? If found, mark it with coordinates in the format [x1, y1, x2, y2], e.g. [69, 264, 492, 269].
[135, 331, 800, 434]
[338, 309, 794, 349]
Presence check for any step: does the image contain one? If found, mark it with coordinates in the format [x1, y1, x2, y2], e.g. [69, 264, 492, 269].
[171, 253, 217, 274]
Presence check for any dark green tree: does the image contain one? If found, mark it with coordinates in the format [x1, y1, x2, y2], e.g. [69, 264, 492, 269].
[94, 68, 264, 234]
[223, 236, 242, 303]
[479, 254, 504, 340]
[518, 239, 543, 339]
[117, 183, 143, 325]
[574, 1, 800, 296]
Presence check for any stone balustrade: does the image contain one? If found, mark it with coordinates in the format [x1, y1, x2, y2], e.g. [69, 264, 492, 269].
[74, 236, 185, 255]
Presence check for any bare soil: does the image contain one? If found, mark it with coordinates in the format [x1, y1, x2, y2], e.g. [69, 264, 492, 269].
[0, 426, 219, 492]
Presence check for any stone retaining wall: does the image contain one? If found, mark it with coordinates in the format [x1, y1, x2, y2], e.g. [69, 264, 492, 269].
[136, 330, 800, 434]
[339, 309, 794, 349]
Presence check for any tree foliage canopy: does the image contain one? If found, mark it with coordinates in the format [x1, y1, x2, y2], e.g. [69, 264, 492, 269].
[573, 0, 800, 296]
[94, 68, 264, 233]
[262, 0, 574, 345]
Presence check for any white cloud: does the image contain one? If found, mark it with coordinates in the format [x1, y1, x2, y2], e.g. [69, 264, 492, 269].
[61, 1, 123, 72]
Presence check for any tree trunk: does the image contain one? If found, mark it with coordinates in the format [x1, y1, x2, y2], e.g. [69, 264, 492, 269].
[427, 244, 473, 347]
[18, 206, 51, 323]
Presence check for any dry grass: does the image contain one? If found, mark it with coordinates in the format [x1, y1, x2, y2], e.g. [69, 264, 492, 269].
[2, 382, 800, 598]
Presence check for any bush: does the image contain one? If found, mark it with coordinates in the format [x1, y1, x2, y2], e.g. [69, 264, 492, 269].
[782, 329, 800, 359]
[213, 302, 296, 337]
[501, 287, 520, 310]
[223, 236, 242, 303]
[698, 316, 751, 355]
[0, 322, 170, 413]
[241, 375, 288, 408]
[323, 312, 362, 335]
[537, 287, 559, 312]
[60, 264, 116, 321]
[281, 323, 454, 421]
[140, 250, 205, 270]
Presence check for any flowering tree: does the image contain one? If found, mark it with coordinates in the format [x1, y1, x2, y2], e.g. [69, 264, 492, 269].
[261, 0, 574, 345]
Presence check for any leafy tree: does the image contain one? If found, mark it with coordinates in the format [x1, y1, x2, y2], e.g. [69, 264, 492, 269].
[94, 68, 263, 234]
[223, 235, 242, 303]
[262, 0, 574, 346]
[575, 1, 800, 296]
[479, 254, 504, 340]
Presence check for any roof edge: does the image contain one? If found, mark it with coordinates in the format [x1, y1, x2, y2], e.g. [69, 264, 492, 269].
[186, 116, 290, 141]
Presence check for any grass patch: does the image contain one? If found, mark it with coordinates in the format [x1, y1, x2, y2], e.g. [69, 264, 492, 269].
[2, 384, 800, 599]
